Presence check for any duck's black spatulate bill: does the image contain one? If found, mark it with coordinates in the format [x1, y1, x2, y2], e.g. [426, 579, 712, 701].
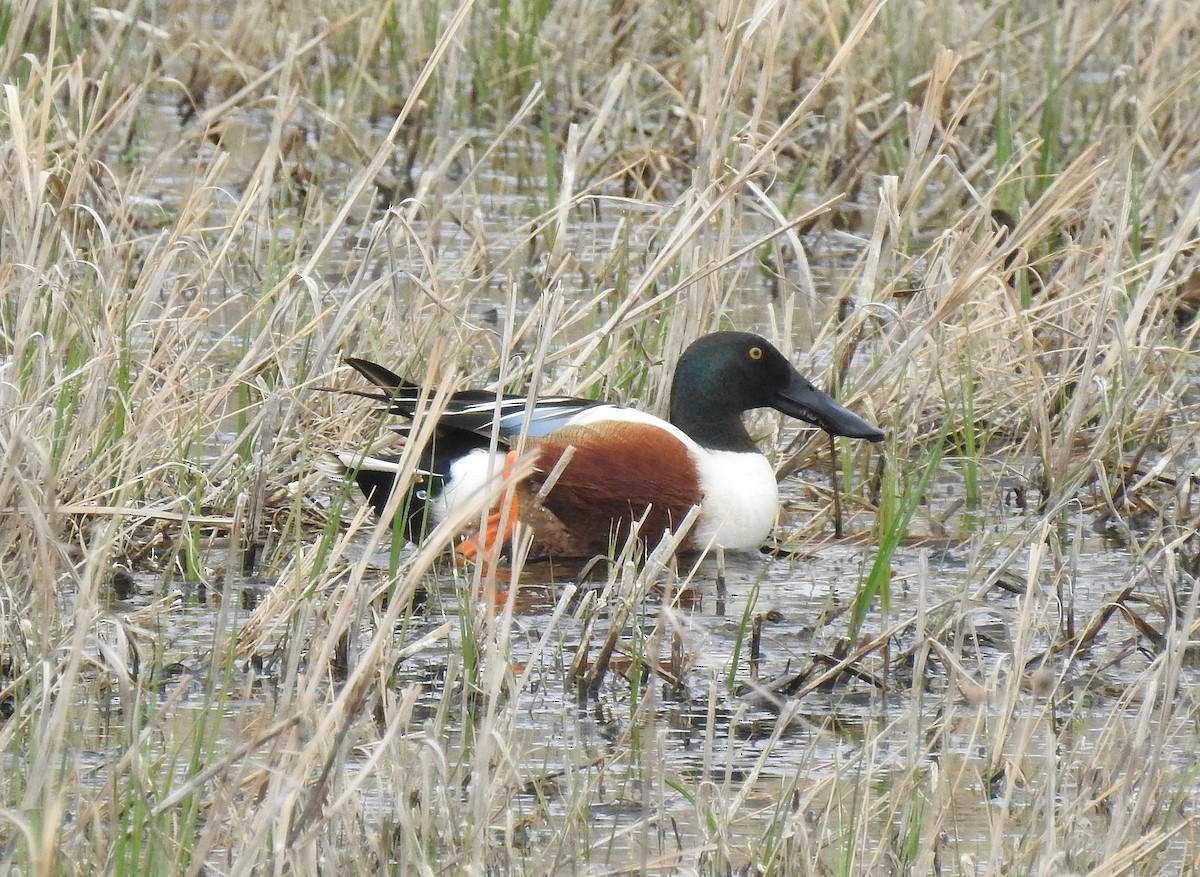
[774, 374, 884, 442]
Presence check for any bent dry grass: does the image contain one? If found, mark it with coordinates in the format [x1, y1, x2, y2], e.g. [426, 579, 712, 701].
[3, 0, 1200, 873]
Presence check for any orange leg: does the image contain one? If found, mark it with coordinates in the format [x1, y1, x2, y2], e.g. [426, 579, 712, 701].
[456, 450, 521, 563]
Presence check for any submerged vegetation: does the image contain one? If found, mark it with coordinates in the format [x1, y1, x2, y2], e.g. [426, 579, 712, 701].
[2, 0, 1200, 873]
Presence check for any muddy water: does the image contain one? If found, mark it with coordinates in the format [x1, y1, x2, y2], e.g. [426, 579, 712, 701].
[255, 408, 1194, 856]
[103, 434, 1199, 871]
[257, 473, 1194, 870]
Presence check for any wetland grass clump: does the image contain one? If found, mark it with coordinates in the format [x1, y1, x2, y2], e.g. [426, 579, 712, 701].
[4, 0, 1200, 873]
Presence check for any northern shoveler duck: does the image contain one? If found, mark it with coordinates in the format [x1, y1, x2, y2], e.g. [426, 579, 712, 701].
[336, 331, 883, 559]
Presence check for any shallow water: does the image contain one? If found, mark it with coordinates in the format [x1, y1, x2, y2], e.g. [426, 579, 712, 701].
[98, 451, 1200, 874]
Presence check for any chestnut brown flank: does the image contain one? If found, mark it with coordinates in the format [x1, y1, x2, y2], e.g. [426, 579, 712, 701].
[517, 422, 703, 557]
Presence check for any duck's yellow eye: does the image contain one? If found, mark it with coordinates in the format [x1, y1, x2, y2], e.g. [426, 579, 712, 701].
[748, 346, 763, 360]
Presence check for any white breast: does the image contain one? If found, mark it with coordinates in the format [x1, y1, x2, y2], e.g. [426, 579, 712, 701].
[691, 450, 780, 550]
